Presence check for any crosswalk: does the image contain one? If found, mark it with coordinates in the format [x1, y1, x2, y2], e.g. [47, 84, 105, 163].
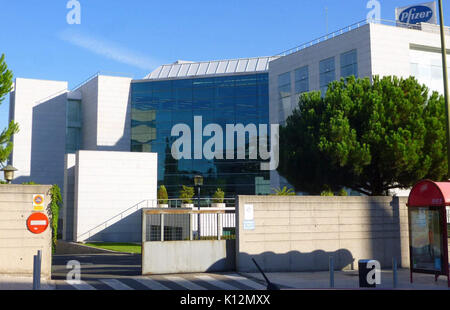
[58, 273, 267, 291]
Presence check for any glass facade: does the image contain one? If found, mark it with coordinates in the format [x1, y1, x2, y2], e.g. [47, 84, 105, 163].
[278, 72, 291, 125]
[295, 66, 309, 95]
[66, 99, 82, 154]
[320, 57, 335, 95]
[131, 73, 271, 198]
[340, 49, 358, 78]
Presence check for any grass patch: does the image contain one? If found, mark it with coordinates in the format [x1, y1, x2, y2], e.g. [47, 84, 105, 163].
[84, 243, 141, 254]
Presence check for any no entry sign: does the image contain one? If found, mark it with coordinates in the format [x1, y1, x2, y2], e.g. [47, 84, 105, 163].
[27, 212, 49, 234]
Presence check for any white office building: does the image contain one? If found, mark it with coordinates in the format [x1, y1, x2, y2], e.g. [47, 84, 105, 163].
[269, 20, 450, 192]
[8, 13, 450, 241]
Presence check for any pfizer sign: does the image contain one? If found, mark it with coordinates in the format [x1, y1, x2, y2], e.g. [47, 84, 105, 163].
[396, 2, 437, 25]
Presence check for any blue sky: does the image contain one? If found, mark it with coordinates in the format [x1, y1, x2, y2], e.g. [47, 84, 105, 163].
[0, 0, 449, 131]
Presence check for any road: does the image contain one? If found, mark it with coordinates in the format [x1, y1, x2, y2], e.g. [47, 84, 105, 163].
[52, 254, 268, 290]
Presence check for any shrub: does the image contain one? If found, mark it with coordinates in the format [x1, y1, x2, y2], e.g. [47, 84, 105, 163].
[338, 188, 348, 196]
[48, 184, 62, 254]
[179, 185, 194, 204]
[212, 188, 225, 203]
[272, 186, 296, 196]
[158, 185, 168, 205]
[320, 185, 334, 196]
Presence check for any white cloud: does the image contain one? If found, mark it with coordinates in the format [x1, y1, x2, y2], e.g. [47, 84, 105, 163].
[58, 29, 159, 71]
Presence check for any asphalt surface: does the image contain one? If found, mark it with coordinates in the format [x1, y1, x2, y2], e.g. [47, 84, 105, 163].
[52, 253, 142, 280]
[51, 254, 270, 290]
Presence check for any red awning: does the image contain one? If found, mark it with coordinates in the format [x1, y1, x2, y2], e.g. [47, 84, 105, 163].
[407, 179, 450, 207]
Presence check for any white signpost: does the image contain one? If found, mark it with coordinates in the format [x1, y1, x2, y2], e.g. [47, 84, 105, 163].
[243, 204, 255, 230]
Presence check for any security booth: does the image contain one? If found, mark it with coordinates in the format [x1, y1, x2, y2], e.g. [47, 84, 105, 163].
[407, 180, 450, 288]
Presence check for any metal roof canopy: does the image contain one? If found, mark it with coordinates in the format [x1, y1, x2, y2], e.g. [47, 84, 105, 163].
[407, 179, 450, 288]
[407, 179, 450, 207]
[144, 56, 279, 80]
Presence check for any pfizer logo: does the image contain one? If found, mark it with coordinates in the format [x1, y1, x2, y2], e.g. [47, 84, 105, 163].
[399, 5, 434, 24]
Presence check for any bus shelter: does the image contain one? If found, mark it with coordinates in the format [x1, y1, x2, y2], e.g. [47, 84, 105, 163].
[407, 180, 450, 287]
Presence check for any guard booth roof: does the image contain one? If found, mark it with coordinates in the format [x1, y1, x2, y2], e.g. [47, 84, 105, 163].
[407, 179, 450, 207]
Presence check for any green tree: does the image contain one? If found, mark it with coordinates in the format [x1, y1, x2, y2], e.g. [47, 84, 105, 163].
[278, 75, 448, 196]
[0, 54, 19, 167]
[157, 185, 169, 204]
[179, 185, 195, 204]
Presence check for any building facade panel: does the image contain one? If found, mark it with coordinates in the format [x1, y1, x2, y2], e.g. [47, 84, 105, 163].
[9, 78, 68, 188]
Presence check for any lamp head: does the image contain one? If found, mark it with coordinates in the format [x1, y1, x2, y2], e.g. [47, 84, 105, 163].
[1, 165, 18, 183]
[194, 175, 204, 187]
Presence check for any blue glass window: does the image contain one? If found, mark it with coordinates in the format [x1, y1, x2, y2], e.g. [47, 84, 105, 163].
[320, 57, 335, 95]
[341, 49, 358, 78]
[294, 66, 309, 95]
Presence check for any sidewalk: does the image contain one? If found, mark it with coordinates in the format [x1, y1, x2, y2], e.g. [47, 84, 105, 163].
[242, 269, 450, 290]
[0, 276, 56, 290]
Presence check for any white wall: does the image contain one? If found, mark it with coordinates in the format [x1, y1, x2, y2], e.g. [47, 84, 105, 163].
[74, 150, 157, 242]
[370, 23, 450, 80]
[75, 75, 132, 152]
[63, 154, 76, 241]
[268, 25, 372, 190]
[97, 76, 132, 151]
[9, 78, 68, 188]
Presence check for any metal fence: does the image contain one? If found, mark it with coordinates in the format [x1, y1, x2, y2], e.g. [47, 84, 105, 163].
[275, 19, 423, 57]
[142, 208, 236, 242]
[157, 197, 236, 209]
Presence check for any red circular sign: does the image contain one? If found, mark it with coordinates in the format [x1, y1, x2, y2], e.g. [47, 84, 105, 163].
[33, 195, 43, 205]
[26, 213, 49, 234]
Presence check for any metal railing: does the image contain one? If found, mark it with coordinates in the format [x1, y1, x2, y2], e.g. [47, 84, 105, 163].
[275, 19, 424, 57]
[157, 197, 236, 209]
[77, 200, 157, 241]
[142, 208, 236, 242]
[77, 198, 236, 241]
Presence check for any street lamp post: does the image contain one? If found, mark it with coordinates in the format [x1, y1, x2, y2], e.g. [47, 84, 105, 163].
[438, 0, 450, 177]
[1, 165, 17, 184]
[194, 175, 204, 240]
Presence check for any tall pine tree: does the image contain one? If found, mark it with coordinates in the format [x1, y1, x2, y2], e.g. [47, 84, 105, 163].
[278, 75, 448, 196]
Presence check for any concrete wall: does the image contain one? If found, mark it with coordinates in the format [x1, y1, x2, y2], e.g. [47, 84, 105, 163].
[73, 150, 157, 242]
[142, 240, 235, 275]
[96, 75, 132, 151]
[268, 24, 372, 127]
[63, 154, 76, 241]
[370, 22, 450, 83]
[77, 75, 98, 151]
[0, 185, 52, 279]
[9, 78, 68, 189]
[235, 195, 409, 273]
[75, 75, 132, 152]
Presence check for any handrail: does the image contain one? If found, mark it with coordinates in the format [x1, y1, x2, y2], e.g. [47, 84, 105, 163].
[77, 198, 236, 240]
[77, 199, 154, 240]
[274, 18, 425, 57]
